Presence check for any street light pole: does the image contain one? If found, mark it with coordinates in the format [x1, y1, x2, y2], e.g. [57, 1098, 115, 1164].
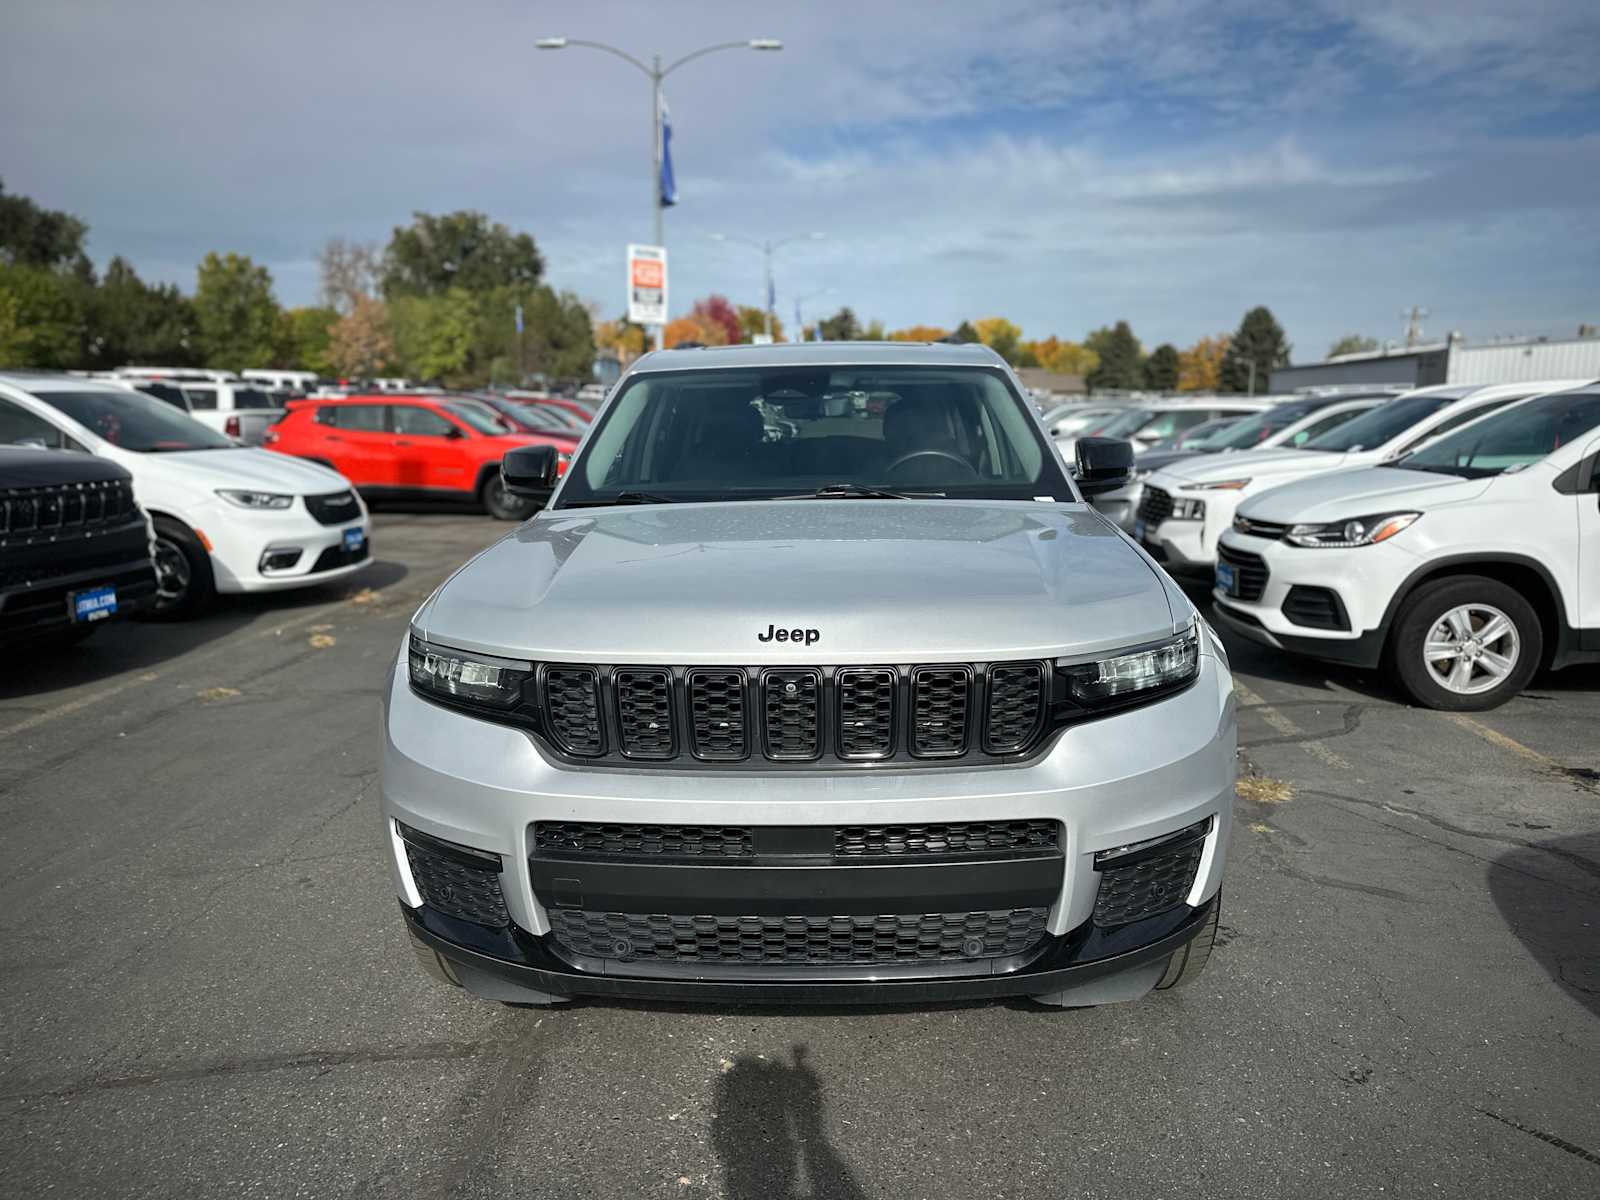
[794, 287, 832, 343]
[710, 231, 825, 341]
[536, 37, 783, 352]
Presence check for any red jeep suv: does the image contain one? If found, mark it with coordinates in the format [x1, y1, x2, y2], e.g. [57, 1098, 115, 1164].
[265, 394, 565, 519]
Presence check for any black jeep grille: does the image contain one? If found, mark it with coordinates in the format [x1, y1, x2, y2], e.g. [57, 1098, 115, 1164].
[688, 669, 748, 760]
[762, 669, 821, 759]
[531, 820, 1060, 862]
[836, 668, 896, 758]
[984, 663, 1044, 752]
[544, 666, 603, 755]
[547, 908, 1049, 965]
[1137, 486, 1174, 525]
[303, 490, 360, 525]
[910, 667, 971, 756]
[615, 668, 674, 757]
[1, 478, 136, 540]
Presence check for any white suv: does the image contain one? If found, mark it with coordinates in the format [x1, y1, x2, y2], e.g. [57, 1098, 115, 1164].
[1212, 385, 1600, 709]
[0, 374, 371, 616]
[1137, 381, 1591, 578]
[1055, 398, 1274, 460]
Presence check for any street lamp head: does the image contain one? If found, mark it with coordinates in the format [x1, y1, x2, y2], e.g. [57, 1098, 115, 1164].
[748, 39, 783, 51]
[535, 37, 568, 49]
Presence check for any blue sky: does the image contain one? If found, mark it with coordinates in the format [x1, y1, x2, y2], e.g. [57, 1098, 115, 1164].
[5, 0, 1597, 359]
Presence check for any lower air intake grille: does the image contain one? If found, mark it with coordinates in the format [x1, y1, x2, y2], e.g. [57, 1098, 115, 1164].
[834, 820, 1060, 858]
[985, 663, 1045, 752]
[1137, 486, 1174, 525]
[910, 666, 971, 756]
[688, 670, 747, 759]
[544, 667, 603, 755]
[1094, 839, 1205, 927]
[1216, 544, 1269, 602]
[547, 908, 1050, 964]
[1282, 585, 1350, 631]
[533, 822, 755, 859]
[762, 670, 820, 759]
[403, 832, 509, 927]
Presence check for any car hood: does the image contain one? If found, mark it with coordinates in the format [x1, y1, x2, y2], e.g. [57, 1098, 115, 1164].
[415, 500, 1185, 663]
[1134, 449, 1208, 474]
[1156, 448, 1353, 486]
[1237, 467, 1493, 523]
[139, 448, 352, 492]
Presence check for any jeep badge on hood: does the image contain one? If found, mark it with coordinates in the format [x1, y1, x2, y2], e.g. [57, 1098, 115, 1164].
[758, 624, 820, 645]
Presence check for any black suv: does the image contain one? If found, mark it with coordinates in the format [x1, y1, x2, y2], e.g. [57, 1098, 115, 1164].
[1, 449, 160, 646]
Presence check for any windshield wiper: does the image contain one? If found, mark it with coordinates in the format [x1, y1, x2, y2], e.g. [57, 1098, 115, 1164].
[773, 483, 942, 500]
[561, 491, 679, 508]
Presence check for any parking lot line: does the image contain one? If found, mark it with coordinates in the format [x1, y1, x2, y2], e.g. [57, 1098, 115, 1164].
[1443, 711, 1599, 794]
[1232, 680, 1351, 770]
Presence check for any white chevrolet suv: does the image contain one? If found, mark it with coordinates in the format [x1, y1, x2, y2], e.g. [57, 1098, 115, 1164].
[0, 373, 371, 616]
[384, 342, 1235, 1009]
[1137, 381, 1590, 579]
[1212, 385, 1600, 709]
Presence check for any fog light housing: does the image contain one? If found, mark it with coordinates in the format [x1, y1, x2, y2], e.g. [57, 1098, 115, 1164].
[398, 823, 509, 927]
[259, 547, 303, 572]
[1092, 818, 1210, 927]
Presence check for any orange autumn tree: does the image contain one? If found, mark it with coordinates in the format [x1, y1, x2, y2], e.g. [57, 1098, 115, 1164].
[1178, 334, 1230, 391]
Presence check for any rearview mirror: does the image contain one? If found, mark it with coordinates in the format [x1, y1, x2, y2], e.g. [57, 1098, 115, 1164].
[1074, 437, 1134, 497]
[502, 444, 559, 495]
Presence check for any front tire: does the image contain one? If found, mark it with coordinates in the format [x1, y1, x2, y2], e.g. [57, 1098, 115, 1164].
[1153, 897, 1219, 991]
[1387, 575, 1541, 711]
[147, 517, 216, 619]
[480, 473, 538, 522]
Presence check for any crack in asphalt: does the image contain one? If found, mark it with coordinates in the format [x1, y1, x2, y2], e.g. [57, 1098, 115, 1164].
[1, 1039, 508, 1102]
[1238, 702, 1366, 750]
[1477, 1109, 1600, 1168]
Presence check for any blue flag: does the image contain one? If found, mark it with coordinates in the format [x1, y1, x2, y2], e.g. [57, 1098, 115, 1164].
[658, 95, 677, 208]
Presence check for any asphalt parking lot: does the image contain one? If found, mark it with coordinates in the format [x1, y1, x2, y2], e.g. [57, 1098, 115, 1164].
[3, 512, 1597, 1199]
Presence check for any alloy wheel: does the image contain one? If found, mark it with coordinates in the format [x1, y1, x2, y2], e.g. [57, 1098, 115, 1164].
[1422, 603, 1520, 696]
[153, 536, 192, 607]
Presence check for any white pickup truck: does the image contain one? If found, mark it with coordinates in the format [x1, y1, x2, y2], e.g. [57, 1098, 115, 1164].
[106, 371, 283, 445]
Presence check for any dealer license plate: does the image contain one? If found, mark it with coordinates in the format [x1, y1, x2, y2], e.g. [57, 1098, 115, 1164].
[70, 585, 118, 623]
[1214, 562, 1237, 595]
[343, 528, 365, 552]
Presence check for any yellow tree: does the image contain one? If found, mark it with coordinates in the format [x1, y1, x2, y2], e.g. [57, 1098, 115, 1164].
[327, 295, 392, 378]
[594, 318, 647, 364]
[1178, 334, 1230, 391]
[972, 316, 1024, 363]
[663, 312, 729, 348]
[1027, 336, 1098, 376]
[888, 324, 949, 342]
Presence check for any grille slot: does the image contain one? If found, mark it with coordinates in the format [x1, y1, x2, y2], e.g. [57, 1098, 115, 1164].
[544, 666, 603, 756]
[1137, 486, 1174, 525]
[836, 668, 896, 759]
[834, 820, 1059, 857]
[534, 822, 755, 858]
[548, 908, 1049, 964]
[762, 669, 821, 760]
[1216, 544, 1269, 601]
[2, 479, 135, 541]
[304, 489, 360, 525]
[688, 669, 748, 760]
[984, 663, 1045, 753]
[1094, 840, 1205, 927]
[910, 667, 970, 757]
[615, 668, 675, 758]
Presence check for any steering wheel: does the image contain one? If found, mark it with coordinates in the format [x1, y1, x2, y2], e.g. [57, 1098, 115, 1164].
[885, 448, 979, 482]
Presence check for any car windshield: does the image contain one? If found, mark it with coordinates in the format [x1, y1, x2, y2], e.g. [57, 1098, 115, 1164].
[233, 388, 278, 410]
[1090, 408, 1155, 437]
[557, 365, 1072, 506]
[1394, 390, 1600, 478]
[1200, 403, 1319, 450]
[1302, 392, 1458, 452]
[34, 389, 235, 452]
[443, 400, 513, 435]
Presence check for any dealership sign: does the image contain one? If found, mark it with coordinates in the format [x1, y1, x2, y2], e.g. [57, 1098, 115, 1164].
[627, 244, 668, 326]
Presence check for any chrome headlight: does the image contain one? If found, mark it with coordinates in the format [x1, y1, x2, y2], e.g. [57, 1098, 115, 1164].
[1286, 511, 1420, 548]
[1057, 619, 1201, 705]
[215, 489, 293, 509]
[1189, 478, 1251, 491]
[407, 635, 531, 709]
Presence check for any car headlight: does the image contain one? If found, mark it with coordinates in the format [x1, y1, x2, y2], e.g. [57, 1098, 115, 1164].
[407, 635, 531, 710]
[215, 489, 293, 509]
[1057, 619, 1201, 705]
[1170, 497, 1205, 520]
[1285, 511, 1420, 549]
[1189, 478, 1251, 491]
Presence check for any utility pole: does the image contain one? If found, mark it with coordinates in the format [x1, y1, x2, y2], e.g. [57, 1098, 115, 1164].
[1402, 305, 1430, 348]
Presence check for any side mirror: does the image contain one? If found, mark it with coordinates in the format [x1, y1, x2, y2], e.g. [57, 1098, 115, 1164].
[1074, 437, 1134, 497]
[502, 444, 559, 496]
[445, 425, 465, 440]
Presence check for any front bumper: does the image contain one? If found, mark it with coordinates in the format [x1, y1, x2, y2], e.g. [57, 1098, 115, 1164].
[204, 499, 372, 593]
[380, 645, 1236, 1003]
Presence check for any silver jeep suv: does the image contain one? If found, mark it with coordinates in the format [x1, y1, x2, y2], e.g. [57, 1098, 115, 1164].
[382, 342, 1234, 1007]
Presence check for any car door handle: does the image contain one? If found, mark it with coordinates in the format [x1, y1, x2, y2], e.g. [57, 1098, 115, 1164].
[395, 439, 414, 446]
[326, 434, 345, 442]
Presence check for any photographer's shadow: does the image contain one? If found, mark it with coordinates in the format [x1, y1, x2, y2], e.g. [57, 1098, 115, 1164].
[711, 1045, 866, 1200]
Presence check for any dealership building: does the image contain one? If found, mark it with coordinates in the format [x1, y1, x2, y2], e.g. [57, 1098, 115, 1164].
[1269, 331, 1600, 392]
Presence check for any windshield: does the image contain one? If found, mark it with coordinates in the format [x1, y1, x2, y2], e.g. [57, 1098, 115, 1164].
[1396, 390, 1600, 478]
[1200, 403, 1318, 450]
[557, 365, 1071, 506]
[1090, 408, 1154, 437]
[1302, 392, 1458, 452]
[35, 389, 235, 452]
[233, 388, 278, 410]
[444, 400, 513, 435]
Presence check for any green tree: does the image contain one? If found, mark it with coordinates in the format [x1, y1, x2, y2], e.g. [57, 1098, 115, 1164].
[0, 180, 93, 279]
[389, 289, 480, 385]
[973, 316, 1025, 364]
[736, 304, 785, 342]
[274, 305, 338, 374]
[381, 211, 544, 299]
[1144, 343, 1180, 391]
[517, 286, 594, 382]
[1085, 321, 1144, 391]
[1327, 334, 1377, 359]
[818, 307, 860, 341]
[328, 296, 391, 379]
[0, 263, 86, 366]
[83, 256, 196, 368]
[193, 252, 280, 368]
[948, 320, 979, 344]
[1221, 306, 1291, 393]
